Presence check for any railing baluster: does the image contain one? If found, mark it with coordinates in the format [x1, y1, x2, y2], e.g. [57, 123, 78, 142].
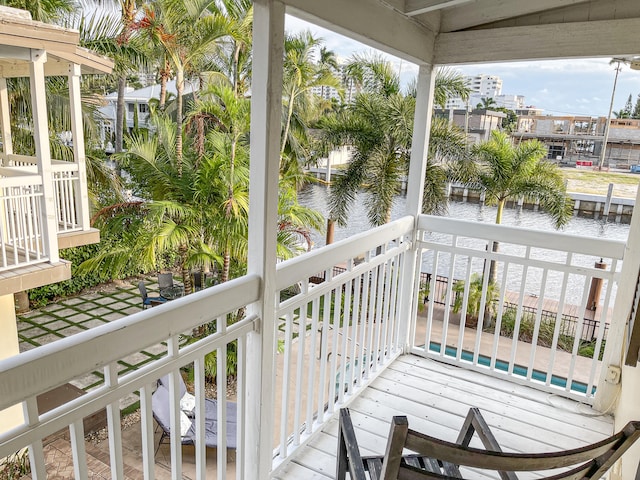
[338, 262, 353, 404]
[565, 276, 592, 392]
[24, 397, 46, 479]
[104, 362, 124, 480]
[139, 383, 155, 480]
[236, 335, 246, 480]
[217, 332, 228, 480]
[456, 259, 473, 362]
[194, 356, 207, 480]
[328, 283, 342, 414]
[305, 297, 320, 433]
[280, 311, 294, 458]
[527, 269, 548, 381]
[491, 260, 510, 371]
[348, 269, 362, 394]
[293, 294, 308, 445]
[69, 419, 88, 480]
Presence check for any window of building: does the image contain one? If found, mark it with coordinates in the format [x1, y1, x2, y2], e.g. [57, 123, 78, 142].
[127, 103, 134, 114]
[139, 104, 149, 113]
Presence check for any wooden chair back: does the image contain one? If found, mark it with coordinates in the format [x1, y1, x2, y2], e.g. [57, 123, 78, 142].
[337, 408, 640, 480]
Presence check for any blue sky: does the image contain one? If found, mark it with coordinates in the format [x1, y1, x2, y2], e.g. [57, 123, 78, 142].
[286, 15, 640, 118]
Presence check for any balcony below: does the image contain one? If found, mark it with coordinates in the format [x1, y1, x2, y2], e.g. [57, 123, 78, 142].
[0, 259, 70, 296]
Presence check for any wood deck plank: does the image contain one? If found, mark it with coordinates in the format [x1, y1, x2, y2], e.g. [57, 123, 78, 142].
[278, 355, 613, 480]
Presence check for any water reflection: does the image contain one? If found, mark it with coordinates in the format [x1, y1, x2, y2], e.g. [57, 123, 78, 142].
[299, 184, 630, 248]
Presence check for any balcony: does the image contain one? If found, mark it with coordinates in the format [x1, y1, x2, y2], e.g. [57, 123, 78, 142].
[0, 216, 623, 478]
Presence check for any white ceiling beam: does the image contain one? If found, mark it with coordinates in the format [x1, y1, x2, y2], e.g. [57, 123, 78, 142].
[440, 0, 591, 32]
[283, 0, 435, 65]
[434, 17, 640, 64]
[405, 0, 473, 16]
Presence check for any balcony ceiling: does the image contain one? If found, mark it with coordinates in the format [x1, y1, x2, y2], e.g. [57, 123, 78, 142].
[283, 0, 640, 65]
[0, 6, 113, 78]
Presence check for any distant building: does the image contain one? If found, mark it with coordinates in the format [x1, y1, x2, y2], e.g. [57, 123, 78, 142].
[494, 94, 525, 110]
[434, 108, 506, 144]
[513, 115, 640, 168]
[98, 79, 197, 149]
[444, 74, 529, 114]
[309, 62, 363, 104]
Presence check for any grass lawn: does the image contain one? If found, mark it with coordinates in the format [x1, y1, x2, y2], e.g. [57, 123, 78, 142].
[561, 168, 640, 197]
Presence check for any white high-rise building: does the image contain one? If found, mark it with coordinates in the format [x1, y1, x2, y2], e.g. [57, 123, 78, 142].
[310, 62, 364, 105]
[467, 74, 502, 97]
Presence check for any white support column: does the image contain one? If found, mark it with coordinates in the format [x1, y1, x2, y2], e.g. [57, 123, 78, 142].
[245, 1, 285, 478]
[68, 63, 90, 230]
[397, 64, 436, 350]
[29, 49, 59, 263]
[0, 77, 13, 159]
[595, 183, 640, 411]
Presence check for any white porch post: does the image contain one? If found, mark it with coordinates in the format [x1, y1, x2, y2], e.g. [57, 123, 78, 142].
[245, 0, 285, 478]
[29, 49, 59, 263]
[68, 63, 90, 230]
[594, 183, 640, 411]
[0, 77, 13, 160]
[397, 64, 436, 350]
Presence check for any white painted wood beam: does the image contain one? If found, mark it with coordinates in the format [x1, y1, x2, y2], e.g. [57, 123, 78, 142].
[434, 17, 640, 64]
[29, 49, 59, 263]
[283, 0, 435, 64]
[405, 0, 473, 16]
[398, 65, 436, 350]
[68, 63, 90, 231]
[440, 0, 591, 32]
[246, 0, 285, 478]
[0, 77, 13, 157]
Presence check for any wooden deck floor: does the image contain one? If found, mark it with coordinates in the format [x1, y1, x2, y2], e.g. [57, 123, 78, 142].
[273, 355, 614, 479]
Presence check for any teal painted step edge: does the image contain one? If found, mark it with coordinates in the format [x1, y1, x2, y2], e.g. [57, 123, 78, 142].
[427, 342, 596, 395]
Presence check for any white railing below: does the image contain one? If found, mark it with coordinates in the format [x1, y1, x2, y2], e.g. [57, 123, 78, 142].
[271, 216, 414, 473]
[0, 173, 48, 271]
[413, 214, 626, 404]
[0, 275, 260, 480]
[52, 162, 82, 233]
[0, 156, 86, 239]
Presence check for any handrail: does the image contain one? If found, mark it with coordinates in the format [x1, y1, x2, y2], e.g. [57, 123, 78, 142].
[418, 214, 626, 259]
[0, 273, 260, 410]
[276, 215, 414, 290]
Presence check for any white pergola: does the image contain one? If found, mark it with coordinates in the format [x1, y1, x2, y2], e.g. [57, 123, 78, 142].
[247, 1, 640, 478]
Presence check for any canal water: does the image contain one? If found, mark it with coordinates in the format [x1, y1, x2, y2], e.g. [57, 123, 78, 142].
[298, 184, 630, 248]
[298, 184, 630, 305]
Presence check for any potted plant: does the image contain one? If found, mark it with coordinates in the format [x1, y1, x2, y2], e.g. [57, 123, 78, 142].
[451, 273, 499, 329]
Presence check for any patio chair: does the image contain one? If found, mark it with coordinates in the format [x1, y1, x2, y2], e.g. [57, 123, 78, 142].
[192, 272, 204, 291]
[138, 282, 167, 309]
[337, 407, 640, 480]
[151, 374, 238, 453]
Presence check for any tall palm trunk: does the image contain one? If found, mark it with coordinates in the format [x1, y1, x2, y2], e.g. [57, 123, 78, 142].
[159, 60, 170, 111]
[326, 218, 335, 245]
[179, 244, 192, 295]
[488, 198, 505, 283]
[176, 67, 184, 177]
[115, 76, 126, 177]
[280, 86, 297, 164]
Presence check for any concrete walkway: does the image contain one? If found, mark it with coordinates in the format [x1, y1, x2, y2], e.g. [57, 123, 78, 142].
[17, 279, 166, 410]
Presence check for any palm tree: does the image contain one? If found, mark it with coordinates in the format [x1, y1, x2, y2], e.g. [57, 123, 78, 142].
[4, 0, 75, 23]
[464, 131, 572, 227]
[280, 31, 342, 184]
[321, 58, 469, 244]
[477, 97, 497, 109]
[454, 130, 572, 281]
[78, 9, 150, 169]
[133, 0, 231, 173]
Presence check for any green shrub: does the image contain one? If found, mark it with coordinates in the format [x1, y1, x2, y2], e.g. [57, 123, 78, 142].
[0, 450, 30, 480]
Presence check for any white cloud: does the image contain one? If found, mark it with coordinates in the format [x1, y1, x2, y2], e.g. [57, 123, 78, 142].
[284, 15, 640, 117]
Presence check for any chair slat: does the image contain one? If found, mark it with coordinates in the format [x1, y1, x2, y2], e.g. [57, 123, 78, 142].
[336, 408, 640, 480]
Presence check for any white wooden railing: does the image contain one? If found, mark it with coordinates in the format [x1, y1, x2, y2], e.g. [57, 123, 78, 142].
[52, 162, 82, 233]
[271, 216, 414, 472]
[0, 275, 259, 480]
[0, 171, 48, 270]
[412, 214, 626, 403]
[5, 155, 85, 233]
